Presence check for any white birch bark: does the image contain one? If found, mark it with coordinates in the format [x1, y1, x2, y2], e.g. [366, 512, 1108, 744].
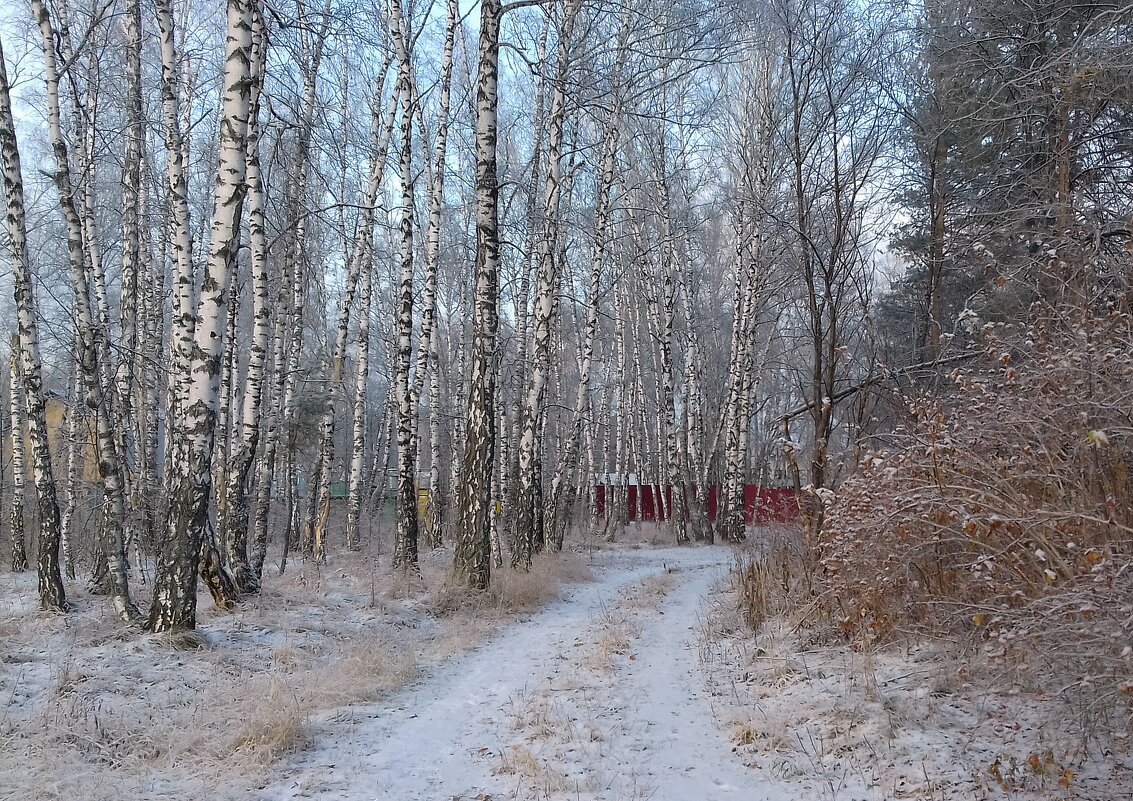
[345, 245, 373, 551]
[1, 34, 64, 602]
[148, 0, 255, 631]
[156, 0, 197, 453]
[277, 1, 336, 562]
[390, 0, 420, 570]
[251, 235, 290, 576]
[681, 286, 709, 541]
[60, 371, 80, 580]
[0, 35, 65, 609]
[602, 272, 627, 541]
[720, 209, 760, 544]
[454, 0, 504, 589]
[547, 118, 618, 551]
[651, 155, 687, 543]
[411, 0, 459, 550]
[221, 6, 268, 591]
[32, 0, 137, 621]
[307, 69, 397, 562]
[116, 0, 144, 571]
[8, 346, 27, 572]
[506, 15, 550, 532]
[513, 0, 582, 567]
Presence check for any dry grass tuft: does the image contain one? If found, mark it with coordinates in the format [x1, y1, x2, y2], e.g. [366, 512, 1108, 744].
[732, 525, 811, 635]
[427, 552, 592, 617]
[494, 743, 543, 777]
[229, 681, 309, 764]
[493, 744, 571, 794]
[158, 630, 210, 651]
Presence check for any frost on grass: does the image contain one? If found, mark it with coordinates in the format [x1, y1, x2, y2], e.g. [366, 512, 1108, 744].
[424, 549, 593, 618]
[0, 556, 440, 801]
[705, 539, 1133, 801]
[0, 545, 599, 801]
[486, 570, 690, 801]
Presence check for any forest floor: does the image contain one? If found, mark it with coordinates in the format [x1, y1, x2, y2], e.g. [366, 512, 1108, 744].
[3, 528, 1130, 800]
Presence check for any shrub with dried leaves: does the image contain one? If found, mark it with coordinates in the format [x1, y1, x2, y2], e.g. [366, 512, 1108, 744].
[819, 303, 1133, 729]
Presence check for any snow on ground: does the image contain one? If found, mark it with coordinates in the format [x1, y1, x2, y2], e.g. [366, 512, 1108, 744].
[258, 546, 767, 801]
[8, 532, 1127, 801]
[0, 549, 583, 801]
[702, 572, 1133, 801]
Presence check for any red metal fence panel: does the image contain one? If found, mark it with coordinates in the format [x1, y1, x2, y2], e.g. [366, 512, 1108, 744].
[595, 484, 798, 525]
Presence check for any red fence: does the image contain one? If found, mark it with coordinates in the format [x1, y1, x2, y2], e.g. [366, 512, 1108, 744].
[595, 484, 798, 525]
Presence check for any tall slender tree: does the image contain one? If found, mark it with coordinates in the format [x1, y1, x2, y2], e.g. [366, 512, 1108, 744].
[0, 35, 66, 611]
[454, 0, 505, 589]
[148, 0, 257, 632]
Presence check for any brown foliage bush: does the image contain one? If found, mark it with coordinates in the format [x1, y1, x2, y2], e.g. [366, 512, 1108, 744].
[819, 304, 1133, 721]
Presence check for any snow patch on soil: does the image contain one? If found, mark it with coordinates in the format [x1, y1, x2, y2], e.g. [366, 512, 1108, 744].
[257, 546, 768, 801]
[0, 549, 580, 801]
[702, 579, 1133, 800]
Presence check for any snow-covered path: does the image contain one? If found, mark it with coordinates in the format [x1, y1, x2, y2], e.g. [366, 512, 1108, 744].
[261, 546, 767, 801]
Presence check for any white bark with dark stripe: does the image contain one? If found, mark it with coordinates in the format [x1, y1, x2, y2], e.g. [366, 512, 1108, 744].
[222, 7, 268, 592]
[32, 0, 137, 622]
[513, 0, 582, 568]
[148, 0, 255, 632]
[390, 0, 420, 570]
[454, 0, 504, 590]
[8, 346, 27, 572]
[0, 34, 65, 610]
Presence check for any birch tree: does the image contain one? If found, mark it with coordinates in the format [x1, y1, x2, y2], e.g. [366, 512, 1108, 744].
[8, 343, 27, 573]
[148, 0, 256, 632]
[454, 0, 505, 589]
[342, 78, 400, 552]
[0, 36, 66, 611]
[513, 0, 583, 568]
[412, 0, 459, 550]
[220, 5, 269, 592]
[31, 0, 138, 622]
[390, 0, 420, 570]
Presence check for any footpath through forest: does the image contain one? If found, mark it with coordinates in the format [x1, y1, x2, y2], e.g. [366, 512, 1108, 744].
[261, 546, 774, 801]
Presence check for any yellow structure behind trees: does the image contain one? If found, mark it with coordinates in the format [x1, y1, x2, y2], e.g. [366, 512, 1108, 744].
[40, 395, 99, 484]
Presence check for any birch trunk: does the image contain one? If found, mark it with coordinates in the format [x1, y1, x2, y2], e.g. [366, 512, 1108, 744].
[156, 0, 197, 453]
[60, 371, 79, 580]
[148, 0, 254, 631]
[603, 273, 628, 541]
[251, 242, 291, 576]
[720, 212, 759, 544]
[9, 346, 28, 572]
[454, 0, 503, 590]
[506, 15, 550, 536]
[32, 0, 138, 621]
[650, 156, 687, 544]
[390, 0, 420, 570]
[0, 37, 66, 610]
[115, 0, 143, 570]
[412, 0, 459, 550]
[513, 0, 581, 567]
[309, 74, 396, 559]
[682, 300, 708, 541]
[547, 117, 618, 552]
[345, 248, 372, 551]
[286, 3, 344, 563]
[273, 2, 327, 562]
[221, 7, 267, 592]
